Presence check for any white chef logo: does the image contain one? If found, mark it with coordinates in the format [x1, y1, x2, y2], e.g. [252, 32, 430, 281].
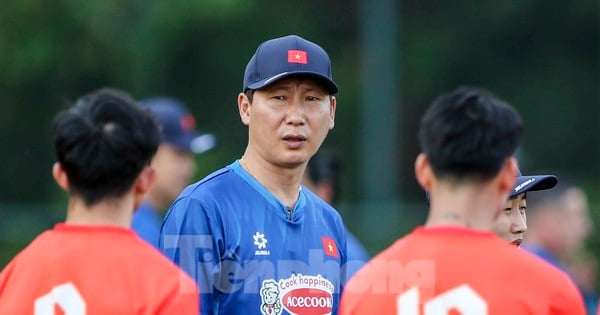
[259, 274, 334, 315]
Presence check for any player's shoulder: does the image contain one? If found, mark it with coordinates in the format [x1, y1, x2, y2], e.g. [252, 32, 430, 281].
[341, 237, 407, 314]
[125, 237, 195, 281]
[116, 238, 199, 305]
[452, 235, 574, 285]
[99, 234, 191, 281]
[509, 248, 574, 281]
[137, 243, 185, 272]
[2, 230, 56, 265]
[346, 234, 410, 281]
[475, 242, 581, 297]
[509, 249, 585, 312]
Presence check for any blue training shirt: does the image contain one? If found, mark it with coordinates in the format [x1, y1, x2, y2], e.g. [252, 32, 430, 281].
[344, 229, 370, 280]
[131, 201, 162, 248]
[160, 160, 348, 315]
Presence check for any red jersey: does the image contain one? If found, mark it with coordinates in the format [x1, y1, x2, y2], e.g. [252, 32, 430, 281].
[0, 224, 199, 314]
[341, 226, 585, 315]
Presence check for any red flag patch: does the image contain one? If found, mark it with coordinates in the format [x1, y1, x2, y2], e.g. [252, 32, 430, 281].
[321, 236, 339, 258]
[180, 114, 196, 132]
[288, 50, 308, 64]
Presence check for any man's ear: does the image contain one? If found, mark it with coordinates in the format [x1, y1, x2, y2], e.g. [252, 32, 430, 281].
[52, 162, 69, 191]
[133, 166, 156, 210]
[238, 92, 251, 126]
[414, 153, 433, 191]
[328, 96, 336, 130]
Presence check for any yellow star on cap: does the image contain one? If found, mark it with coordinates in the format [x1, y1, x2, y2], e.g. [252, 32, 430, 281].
[328, 242, 334, 253]
[295, 53, 301, 60]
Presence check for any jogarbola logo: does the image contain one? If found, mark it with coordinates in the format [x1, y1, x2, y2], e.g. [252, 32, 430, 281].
[253, 232, 270, 256]
[260, 274, 334, 315]
[514, 178, 536, 193]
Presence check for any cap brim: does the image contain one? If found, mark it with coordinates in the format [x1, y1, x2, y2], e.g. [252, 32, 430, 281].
[246, 71, 339, 94]
[511, 175, 558, 197]
[190, 133, 217, 154]
[166, 132, 217, 154]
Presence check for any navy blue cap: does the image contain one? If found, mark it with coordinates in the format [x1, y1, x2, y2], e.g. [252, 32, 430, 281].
[141, 97, 216, 154]
[423, 168, 558, 205]
[243, 35, 338, 94]
[510, 169, 558, 198]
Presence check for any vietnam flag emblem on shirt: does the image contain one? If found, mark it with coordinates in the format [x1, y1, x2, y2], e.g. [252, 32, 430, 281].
[321, 236, 339, 258]
[288, 50, 308, 64]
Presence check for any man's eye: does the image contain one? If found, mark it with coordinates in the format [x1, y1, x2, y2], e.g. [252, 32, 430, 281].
[272, 96, 285, 100]
[306, 96, 319, 101]
[503, 208, 512, 212]
[520, 207, 527, 213]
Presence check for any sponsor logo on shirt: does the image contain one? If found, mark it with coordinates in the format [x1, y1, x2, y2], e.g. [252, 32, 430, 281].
[260, 274, 334, 315]
[253, 231, 270, 256]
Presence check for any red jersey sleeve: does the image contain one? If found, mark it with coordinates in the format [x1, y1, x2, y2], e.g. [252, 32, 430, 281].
[156, 276, 200, 314]
[0, 259, 15, 295]
[548, 276, 586, 315]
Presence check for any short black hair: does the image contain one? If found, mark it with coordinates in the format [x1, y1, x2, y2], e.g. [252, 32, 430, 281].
[306, 150, 342, 204]
[244, 89, 255, 104]
[53, 88, 161, 206]
[418, 86, 523, 182]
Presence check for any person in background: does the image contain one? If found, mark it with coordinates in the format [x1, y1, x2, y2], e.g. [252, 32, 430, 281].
[302, 149, 370, 279]
[522, 182, 596, 314]
[492, 168, 557, 247]
[0, 88, 198, 314]
[570, 250, 599, 315]
[132, 97, 216, 248]
[523, 182, 591, 270]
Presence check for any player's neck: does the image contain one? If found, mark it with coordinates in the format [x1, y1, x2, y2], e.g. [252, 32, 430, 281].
[425, 182, 503, 231]
[239, 153, 304, 208]
[64, 195, 134, 228]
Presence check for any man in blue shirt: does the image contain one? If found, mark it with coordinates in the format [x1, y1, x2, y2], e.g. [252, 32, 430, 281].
[522, 182, 590, 269]
[132, 97, 216, 248]
[160, 35, 347, 315]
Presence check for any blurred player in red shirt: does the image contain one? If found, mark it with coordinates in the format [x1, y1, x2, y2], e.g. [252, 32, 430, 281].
[0, 88, 198, 314]
[340, 86, 585, 315]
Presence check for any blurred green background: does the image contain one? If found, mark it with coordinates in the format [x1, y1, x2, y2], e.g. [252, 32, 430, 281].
[0, 0, 598, 286]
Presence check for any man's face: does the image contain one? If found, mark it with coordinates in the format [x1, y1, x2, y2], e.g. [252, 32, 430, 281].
[556, 188, 591, 255]
[149, 143, 196, 207]
[241, 77, 335, 168]
[493, 193, 527, 246]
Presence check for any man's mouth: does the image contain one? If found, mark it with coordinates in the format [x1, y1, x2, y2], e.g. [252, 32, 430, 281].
[282, 134, 307, 148]
[283, 134, 306, 141]
[511, 239, 523, 247]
